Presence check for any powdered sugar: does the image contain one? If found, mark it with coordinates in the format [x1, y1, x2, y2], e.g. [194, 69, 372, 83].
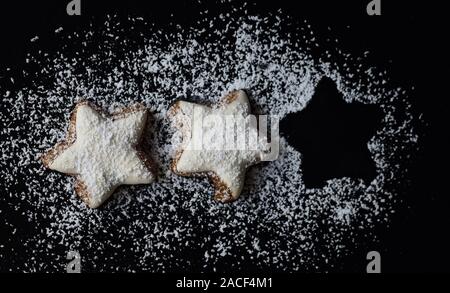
[0, 8, 418, 272]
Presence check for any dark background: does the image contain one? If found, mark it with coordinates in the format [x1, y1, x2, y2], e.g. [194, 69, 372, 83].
[0, 0, 448, 273]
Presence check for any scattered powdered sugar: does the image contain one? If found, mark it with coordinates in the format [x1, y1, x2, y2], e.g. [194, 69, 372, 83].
[0, 7, 418, 272]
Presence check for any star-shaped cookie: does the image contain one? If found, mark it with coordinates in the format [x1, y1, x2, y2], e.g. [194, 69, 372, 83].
[169, 90, 266, 203]
[41, 101, 155, 208]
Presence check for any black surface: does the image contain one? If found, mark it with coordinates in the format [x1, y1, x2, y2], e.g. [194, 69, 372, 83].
[0, 0, 449, 273]
[281, 77, 383, 188]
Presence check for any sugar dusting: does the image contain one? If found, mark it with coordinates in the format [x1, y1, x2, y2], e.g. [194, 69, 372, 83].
[0, 9, 418, 272]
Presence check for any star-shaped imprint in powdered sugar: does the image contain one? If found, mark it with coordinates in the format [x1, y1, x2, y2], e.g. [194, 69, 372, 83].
[41, 101, 155, 208]
[281, 77, 383, 188]
[169, 90, 274, 203]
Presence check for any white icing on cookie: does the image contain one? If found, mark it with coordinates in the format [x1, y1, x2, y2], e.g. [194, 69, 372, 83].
[44, 102, 154, 208]
[171, 90, 266, 202]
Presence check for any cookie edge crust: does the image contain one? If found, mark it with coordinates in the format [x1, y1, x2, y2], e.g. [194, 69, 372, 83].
[170, 149, 237, 203]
